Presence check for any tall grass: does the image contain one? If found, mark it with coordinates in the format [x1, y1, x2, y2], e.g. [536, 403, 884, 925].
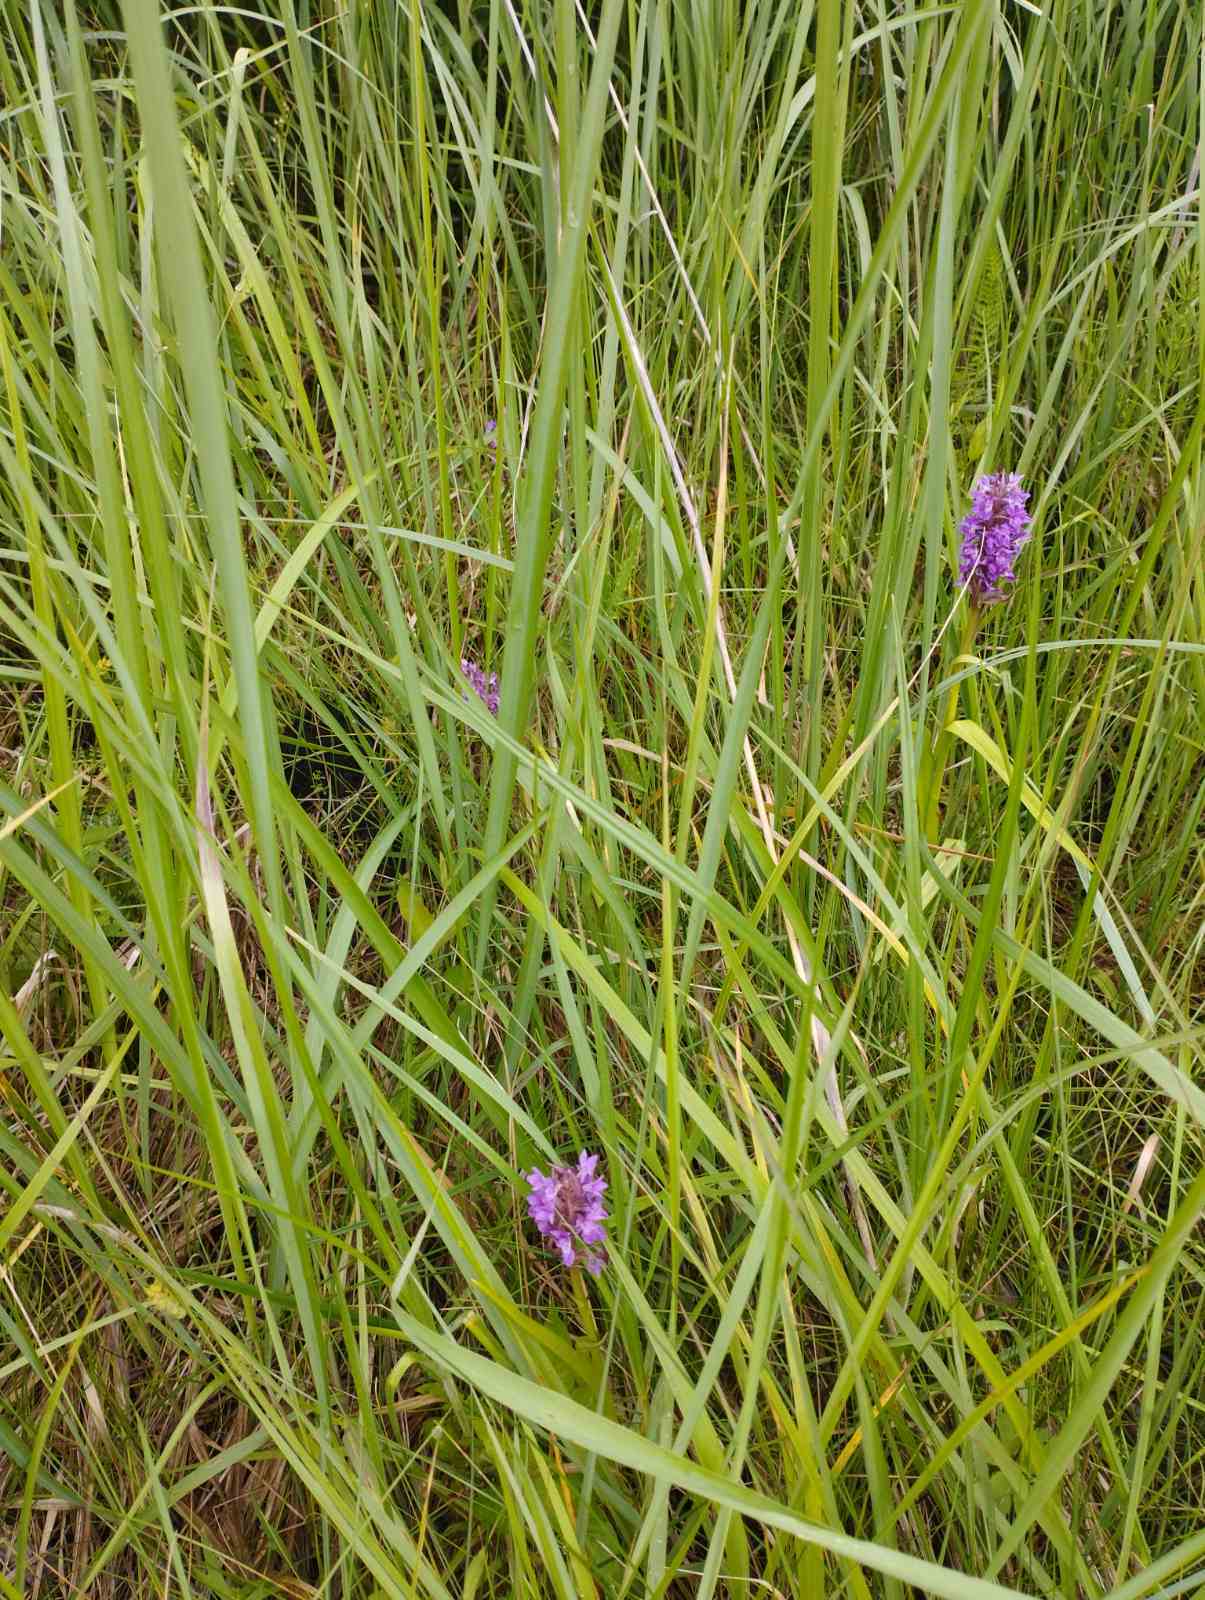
[1, 0, 1202, 1594]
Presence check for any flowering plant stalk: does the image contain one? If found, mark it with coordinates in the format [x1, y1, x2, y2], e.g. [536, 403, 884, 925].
[924, 474, 1032, 840]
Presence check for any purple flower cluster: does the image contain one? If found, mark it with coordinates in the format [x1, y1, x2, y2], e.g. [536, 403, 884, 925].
[958, 472, 1033, 605]
[461, 656, 499, 715]
[526, 1151, 608, 1275]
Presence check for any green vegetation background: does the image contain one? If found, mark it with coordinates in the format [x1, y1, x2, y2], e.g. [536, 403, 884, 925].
[0, 1, 1202, 1595]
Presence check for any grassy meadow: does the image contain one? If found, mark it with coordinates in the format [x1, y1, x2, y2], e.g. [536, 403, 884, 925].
[1, 0, 1204, 1594]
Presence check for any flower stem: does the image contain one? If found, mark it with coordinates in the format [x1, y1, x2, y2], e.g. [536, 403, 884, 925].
[570, 1267, 599, 1341]
[923, 607, 979, 843]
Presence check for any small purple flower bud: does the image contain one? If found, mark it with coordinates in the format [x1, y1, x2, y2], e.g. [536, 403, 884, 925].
[461, 656, 499, 716]
[526, 1151, 608, 1275]
[958, 472, 1033, 605]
